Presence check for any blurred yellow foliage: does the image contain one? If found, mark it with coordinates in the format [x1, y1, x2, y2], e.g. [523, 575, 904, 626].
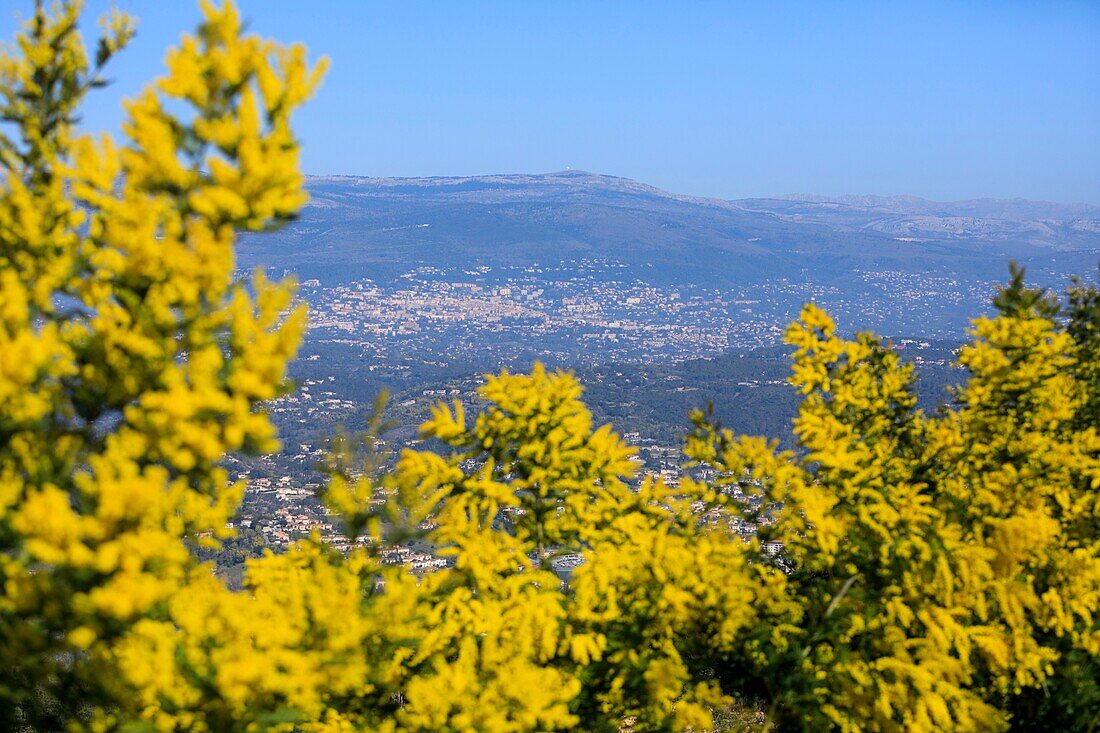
[0, 0, 324, 728]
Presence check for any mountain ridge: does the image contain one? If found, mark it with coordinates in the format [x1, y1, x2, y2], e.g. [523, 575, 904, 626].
[769, 192, 1100, 221]
[234, 170, 1100, 364]
[239, 170, 1099, 294]
[303, 170, 1100, 221]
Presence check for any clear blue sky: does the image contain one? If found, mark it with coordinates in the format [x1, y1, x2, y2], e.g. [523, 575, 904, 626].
[4, 1, 1099, 203]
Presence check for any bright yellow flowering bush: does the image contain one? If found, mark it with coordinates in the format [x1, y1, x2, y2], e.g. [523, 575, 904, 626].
[685, 267, 1100, 731]
[0, 0, 324, 728]
[95, 365, 770, 732]
[2, 2, 1098, 732]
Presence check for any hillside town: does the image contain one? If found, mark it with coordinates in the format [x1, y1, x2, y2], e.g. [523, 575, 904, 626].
[295, 261, 997, 367]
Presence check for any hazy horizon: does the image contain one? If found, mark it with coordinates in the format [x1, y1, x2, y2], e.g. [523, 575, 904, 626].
[3, 1, 1098, 204]
[302, 169, 1100, 208]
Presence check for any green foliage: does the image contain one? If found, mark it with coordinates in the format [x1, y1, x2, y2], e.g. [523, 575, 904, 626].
[191, 524, 268, 567]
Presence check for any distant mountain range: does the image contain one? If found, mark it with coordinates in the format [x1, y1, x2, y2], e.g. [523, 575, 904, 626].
[741, 193, 1100, 252]
[770, 192, 1100, 222]
[240, 171, 1100, 289]
[233, 171, 1100, 363]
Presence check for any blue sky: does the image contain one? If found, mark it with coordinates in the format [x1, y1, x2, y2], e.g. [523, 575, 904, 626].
[3, 1, 1099, 203]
